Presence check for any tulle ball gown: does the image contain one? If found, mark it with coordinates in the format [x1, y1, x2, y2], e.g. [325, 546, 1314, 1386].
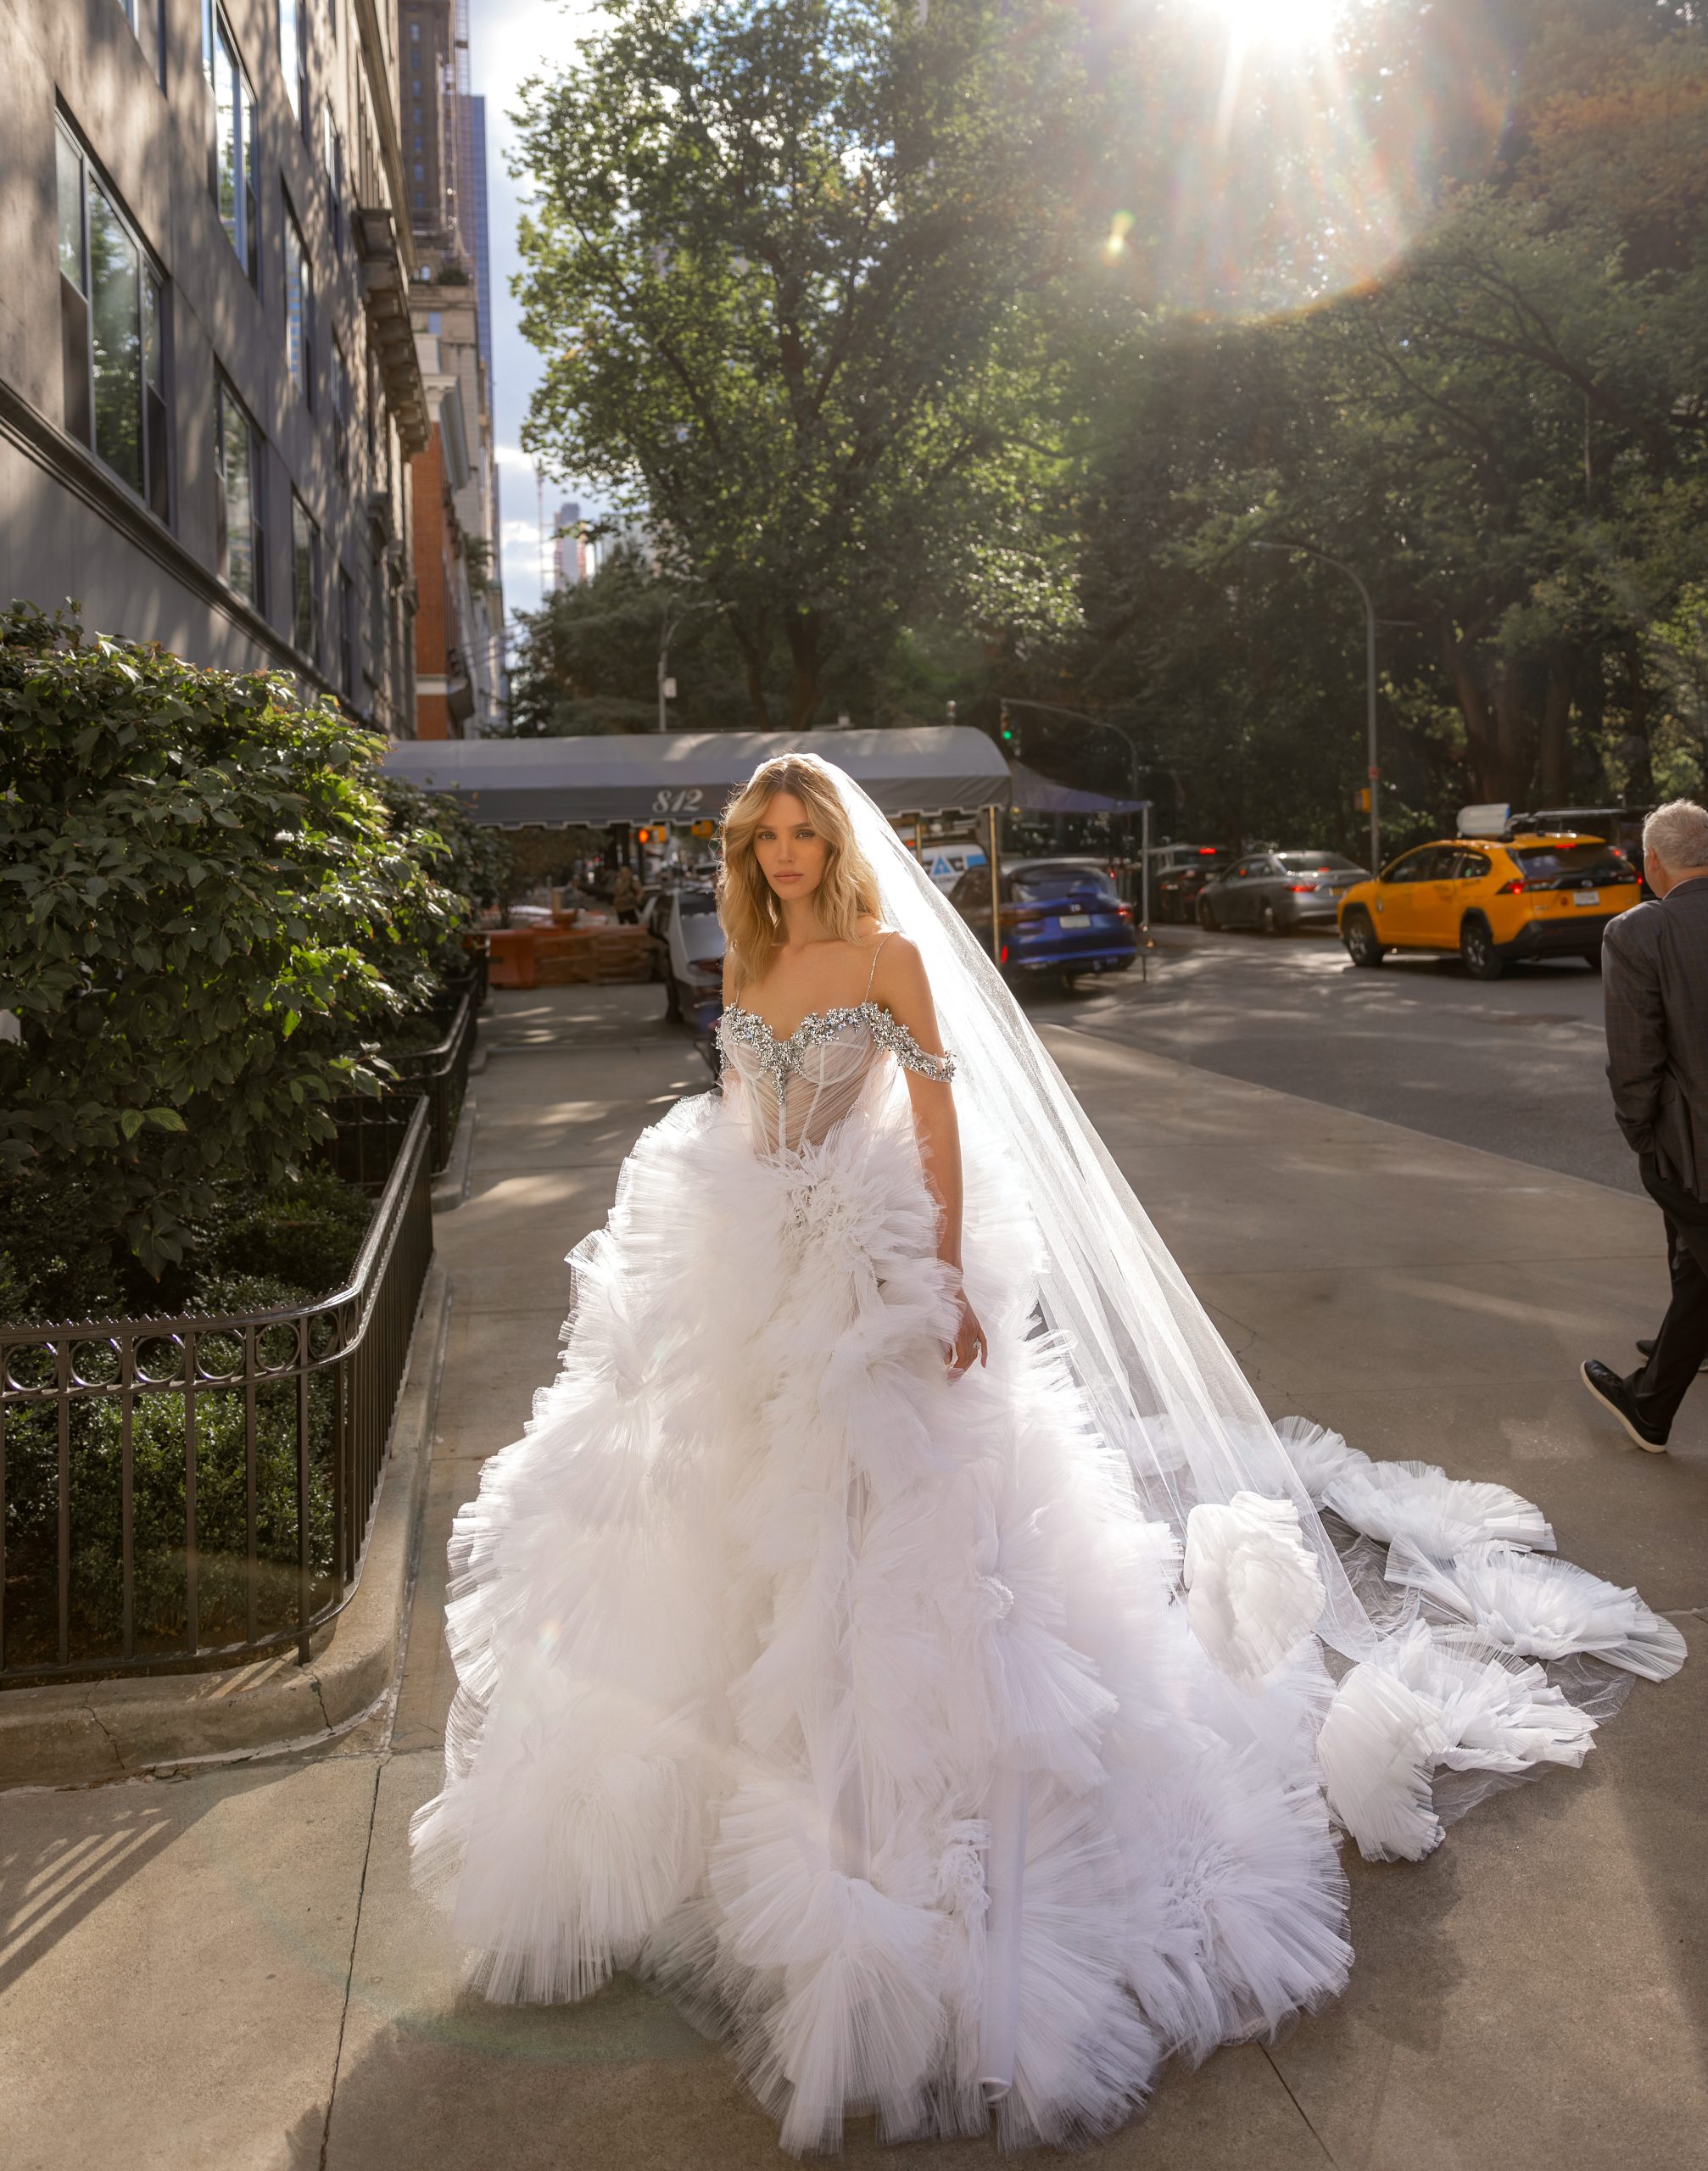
[410, 779, 1683, 2156]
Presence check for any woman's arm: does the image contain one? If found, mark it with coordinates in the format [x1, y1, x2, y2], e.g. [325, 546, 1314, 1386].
[871, 934, 986, 1372]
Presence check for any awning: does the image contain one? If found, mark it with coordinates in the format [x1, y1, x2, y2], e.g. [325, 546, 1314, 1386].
[382, 725, 1011, 825]
[1007, 758, 1151, 817]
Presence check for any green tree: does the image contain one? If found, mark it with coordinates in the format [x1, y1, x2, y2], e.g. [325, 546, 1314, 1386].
[511, 0, 1092, 726]
[1060, 0, 1708, 831]
[0, 606, 461, 1278]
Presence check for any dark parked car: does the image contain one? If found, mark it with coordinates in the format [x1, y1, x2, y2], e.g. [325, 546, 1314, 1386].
[950, 857, 1137, 987]
[1199, 851, 1369, 933]
[1157, 847, 1236, 924]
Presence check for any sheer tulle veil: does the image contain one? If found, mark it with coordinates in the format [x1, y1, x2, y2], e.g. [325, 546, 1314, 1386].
[827, 759, 1382, 1661]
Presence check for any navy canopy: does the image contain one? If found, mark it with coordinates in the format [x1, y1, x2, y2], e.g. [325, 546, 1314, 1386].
[383, 725, 1011, 825]
[1007, 758, 1150, 817]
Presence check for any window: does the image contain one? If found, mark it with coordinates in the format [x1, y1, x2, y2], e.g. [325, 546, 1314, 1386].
[1381, 851, 1430, 885]
[1012, 867, 1119, 902]
[280, 0, 308, 132]
[330, 334, 349, 478]
[56, 121, 170, 521]
[1277, 851, 1361, 873]
[115, 0, 167, 88]
[426, 310, 441, 335]
[213, 374, 264, 607]
[283, 197, 312, 405]
[1512, 843, 1635, 881]
[209, 11, 260, 282]
[291, 494, 320, 660]
[368, 542, 386, 691]
[322, 105, 345, 254]
[338, 567, 354, 697]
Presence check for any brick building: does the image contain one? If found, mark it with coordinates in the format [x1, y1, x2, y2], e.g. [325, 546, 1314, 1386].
[399, 0, 502, 736]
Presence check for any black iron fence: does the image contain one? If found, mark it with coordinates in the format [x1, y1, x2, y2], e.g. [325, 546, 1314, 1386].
[0, 1097, 434, 1687]
[393, 985, 478, 1176]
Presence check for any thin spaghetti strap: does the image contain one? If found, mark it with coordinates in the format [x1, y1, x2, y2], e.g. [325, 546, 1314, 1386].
[864, 929, 895, 1000]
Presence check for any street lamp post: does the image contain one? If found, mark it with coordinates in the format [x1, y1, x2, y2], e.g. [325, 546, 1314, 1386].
[657, 594, 717, 733]
[1251, 539, 1381, 874]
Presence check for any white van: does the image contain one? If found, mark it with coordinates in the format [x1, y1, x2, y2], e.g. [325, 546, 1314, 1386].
[920, 839, 990, 895]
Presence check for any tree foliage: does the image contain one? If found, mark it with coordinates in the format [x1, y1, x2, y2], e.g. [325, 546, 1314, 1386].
[0, 606, 464, 1278]
[512, 0, 1093, 726]
[1059, 0, 1708, 840]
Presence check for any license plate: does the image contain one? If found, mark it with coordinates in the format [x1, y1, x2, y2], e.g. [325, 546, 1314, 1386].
[1058, 913, 1091, 930]
[1573, 890, 1601, 907]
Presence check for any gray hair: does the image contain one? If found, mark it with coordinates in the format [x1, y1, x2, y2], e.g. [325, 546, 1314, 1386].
[1643, 799, 1708, 873]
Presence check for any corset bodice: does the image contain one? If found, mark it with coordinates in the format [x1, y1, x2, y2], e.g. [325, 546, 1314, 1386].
[717, 1002, 956, 1156]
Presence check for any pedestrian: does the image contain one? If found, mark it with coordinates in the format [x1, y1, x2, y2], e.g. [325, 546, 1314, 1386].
[1582, 796, 1708, 1451]
[611, 861, 640, 924]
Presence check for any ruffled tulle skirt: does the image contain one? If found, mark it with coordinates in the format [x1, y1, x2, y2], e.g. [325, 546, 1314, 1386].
[408, 1080, 1667, 2152]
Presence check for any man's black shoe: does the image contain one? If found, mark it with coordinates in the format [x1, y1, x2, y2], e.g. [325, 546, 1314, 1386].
[1581, 1359, 1669, 1452]
[1633, 1337, 1708, 1372]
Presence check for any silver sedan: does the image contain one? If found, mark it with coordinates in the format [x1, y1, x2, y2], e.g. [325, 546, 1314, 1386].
[1199, 851, 1369, 933]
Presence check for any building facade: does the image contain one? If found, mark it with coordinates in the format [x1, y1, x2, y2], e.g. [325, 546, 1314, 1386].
[399, 0, 502, 737]
[0, 0, 430, 733]
[552, 499, 588, 589]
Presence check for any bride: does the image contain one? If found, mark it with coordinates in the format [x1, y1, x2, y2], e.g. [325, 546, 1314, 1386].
[410, 753, 1681, 2154]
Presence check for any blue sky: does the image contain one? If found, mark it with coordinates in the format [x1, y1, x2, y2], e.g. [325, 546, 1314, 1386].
[469, 0, 606, 623]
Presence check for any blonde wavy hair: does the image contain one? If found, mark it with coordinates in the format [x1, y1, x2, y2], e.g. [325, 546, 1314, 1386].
[717, 754, 884, 989]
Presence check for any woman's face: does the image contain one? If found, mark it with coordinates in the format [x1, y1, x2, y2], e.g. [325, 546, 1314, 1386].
[752, 790, 829, 906]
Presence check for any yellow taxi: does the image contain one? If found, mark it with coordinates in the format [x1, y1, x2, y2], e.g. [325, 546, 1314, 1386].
[1337, 830, 1641, 979]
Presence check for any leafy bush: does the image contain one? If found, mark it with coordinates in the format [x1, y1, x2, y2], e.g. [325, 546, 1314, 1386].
[375, 773, 511, 927]
[0, 1164, 375, 1326]
[0, 603, 463, 1276]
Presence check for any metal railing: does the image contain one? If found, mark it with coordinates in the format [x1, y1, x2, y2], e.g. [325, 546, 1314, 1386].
[390, 987, 477, 1176]
[0, 1098, 434, 1687]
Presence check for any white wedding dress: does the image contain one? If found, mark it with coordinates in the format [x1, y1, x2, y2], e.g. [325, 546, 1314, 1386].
[410, 785, 1683, 2156]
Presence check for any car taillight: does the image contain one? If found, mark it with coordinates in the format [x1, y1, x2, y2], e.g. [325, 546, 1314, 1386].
[1002, 907, 1046, 927]
[999, 944, 1009, 964]
[1115, 904, 1132, 919]
[1495, 877, 1532, 895]
[1288, 883, 1316, 894]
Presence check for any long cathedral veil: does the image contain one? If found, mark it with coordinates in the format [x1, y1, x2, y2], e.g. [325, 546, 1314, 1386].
[827, 761, 1384, 1661]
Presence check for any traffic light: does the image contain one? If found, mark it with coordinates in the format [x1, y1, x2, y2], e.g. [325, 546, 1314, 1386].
[1353, 787, 1371, 813]
[998, 703, 1020, 759]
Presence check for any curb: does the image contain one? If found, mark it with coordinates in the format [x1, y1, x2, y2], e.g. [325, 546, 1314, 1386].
[0, 1262, 453, 1792]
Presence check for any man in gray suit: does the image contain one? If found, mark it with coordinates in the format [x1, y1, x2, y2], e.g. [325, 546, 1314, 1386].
[1582, 798, 1708, 1451]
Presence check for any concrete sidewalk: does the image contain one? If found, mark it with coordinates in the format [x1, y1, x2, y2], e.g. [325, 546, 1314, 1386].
[3, 984, 1703, 2171]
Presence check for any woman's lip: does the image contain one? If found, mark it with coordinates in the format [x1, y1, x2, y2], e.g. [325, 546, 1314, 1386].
[774, 872, 801, 881]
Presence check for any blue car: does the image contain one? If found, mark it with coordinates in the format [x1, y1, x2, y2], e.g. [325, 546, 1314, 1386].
[948, 857, 1137, 987]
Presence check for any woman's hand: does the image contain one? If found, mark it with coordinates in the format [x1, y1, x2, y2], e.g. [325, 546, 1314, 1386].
[946, 1290, 988, 1378]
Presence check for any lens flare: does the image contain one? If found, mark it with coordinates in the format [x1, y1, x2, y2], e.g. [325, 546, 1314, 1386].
[1102, 0, 1511, 321]
[1204, 0, 1344, 50]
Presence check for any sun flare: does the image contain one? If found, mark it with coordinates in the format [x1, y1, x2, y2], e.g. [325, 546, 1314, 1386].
[1203, 0, 1345, 51]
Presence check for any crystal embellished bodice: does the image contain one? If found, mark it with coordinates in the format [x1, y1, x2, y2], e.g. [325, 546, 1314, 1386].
[717, 1001, 957, 1156]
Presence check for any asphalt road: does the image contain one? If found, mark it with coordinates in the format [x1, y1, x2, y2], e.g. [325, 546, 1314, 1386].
[1014, 920, 1638, 1196]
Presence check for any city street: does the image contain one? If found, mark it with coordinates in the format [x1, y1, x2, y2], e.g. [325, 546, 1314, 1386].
[3, 984, 1702, 2171]
[1020, 924, 1632, 1193]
